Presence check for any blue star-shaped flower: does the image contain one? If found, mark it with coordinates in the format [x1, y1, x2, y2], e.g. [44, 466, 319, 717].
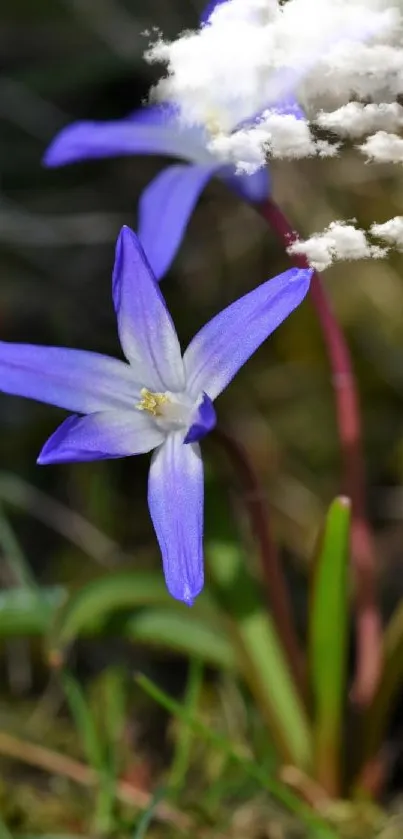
[44, 100, 273, 281]
[0, 227, 312, 603]
[42, 0, 288, 281]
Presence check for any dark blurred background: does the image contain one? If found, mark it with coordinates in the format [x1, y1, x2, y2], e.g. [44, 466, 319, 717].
[2, 0, 403, 834]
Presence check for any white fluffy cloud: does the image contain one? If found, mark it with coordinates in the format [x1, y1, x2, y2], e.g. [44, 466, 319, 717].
[316, 103, 403, 138]
[358, 131, 403, 162]
[146, 0, 402, 172]
[287, 221, 388, 270]
[207, 112, 339, 172]
[371, 216, 403, 246]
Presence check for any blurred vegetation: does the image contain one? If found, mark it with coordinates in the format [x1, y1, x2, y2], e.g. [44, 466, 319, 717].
[2, 0, 403, 837]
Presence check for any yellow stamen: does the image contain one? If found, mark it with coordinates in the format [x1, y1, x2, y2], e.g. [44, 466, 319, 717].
[205, 108, 224, 136]
[136, 388, 169, 417]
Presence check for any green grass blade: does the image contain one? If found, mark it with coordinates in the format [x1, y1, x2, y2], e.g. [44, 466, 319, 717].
[51, 571, 169, 648]
[136, 674, 339, 839]
[207, 540, 312, 770]
[122, 608, 236, 671]
[0, 579, 236, 672]
[0, 587, 66, 636]
[132, 787, 166, 839]
[49, 572, 236, 669]
[204, 478, 312, 770]
[0, 500, 36, 589]
[309, 496, 351, 796]
[99, 666, 127, 761]
[170, 658, 203, 794]
[50, 571, 219, 651]
[61, 671, 105, 774]
[92, 667, 128, 832]
[62, 672, 115, 834]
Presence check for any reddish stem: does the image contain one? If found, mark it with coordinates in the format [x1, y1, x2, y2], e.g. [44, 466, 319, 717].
[214, 427, 306, 701]
[258, 198, 382, 707]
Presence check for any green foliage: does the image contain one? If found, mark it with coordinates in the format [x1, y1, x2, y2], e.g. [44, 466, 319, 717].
[208, 540, 312, 769]
[131, 788, 166, 839]
[0, 586, 66, 636]
[359, 599, 403, 780]
[309, 496, 351, 796]
[121, 607, 237, 670]
[62, 669, 127, 835]
[49, 570, 204, 644]
[0, 490, 398, 837]
[205, 477, 312, 771]
[47, 569, 237, 669]
[0, 501, 36, 589]
[136, 673, 339, 839]
[3, 0, 403, 828]
[169, 658, 203, 794]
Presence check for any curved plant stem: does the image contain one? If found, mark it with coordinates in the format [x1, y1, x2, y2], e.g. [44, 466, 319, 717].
[258, 197, 382, 707]
[214, 426, 306, 701]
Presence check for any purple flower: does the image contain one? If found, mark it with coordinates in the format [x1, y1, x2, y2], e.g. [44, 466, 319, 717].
[42, 0, 309, 282]
[200, 0, 228, 23]
[0, 226, 312, 604]
[44, 103, 271, 282]
[42, 0, 274, 281]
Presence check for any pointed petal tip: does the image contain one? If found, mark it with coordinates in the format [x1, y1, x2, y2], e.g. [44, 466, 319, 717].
[114, 225, 125, 263]
[166, 578, 203, 607]
[161, 542, 205, 606]
[37, 411, 163, 466]
[42, 138, 63, 168]
[120, 223, 135, 238]
[37, 436, 59, 465]
[184, 263, 312, 401]
[42, 147, 54, 168]
[115, 224, 147, 263]
[148, 436, 204, 607]
[42, 123, 88, 168]
[116, 224, 132, 249]
[283, 266, 313, 299]
[294, 266, 314, 284]
[112, 225, 143, 311]
[112, 222, 185, 391]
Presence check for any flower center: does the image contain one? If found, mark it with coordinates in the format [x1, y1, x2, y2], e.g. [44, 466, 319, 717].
[136, 388, 169, 417]
[136, 388, 217, 443]
[204, 107, 225, 136]
[136, 387, 194, 433]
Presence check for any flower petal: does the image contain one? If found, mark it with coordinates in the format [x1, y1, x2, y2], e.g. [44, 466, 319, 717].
[148, 432, 204, 605]
[221, 165, 271, 203]
[184, 267, 313, 401]
[43, 109, 208, 168]
[219, 99, 305, 204]
[184, 392, 216, 443]
[138, 164, 219, 280]
[200, 0, 227, 24]
[275, 97, 306, 121]
[38, 410, 163, 465]
[128, 105, 176, 125]
[0, 343, 138, 413]
[112, 226, 185, 392]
